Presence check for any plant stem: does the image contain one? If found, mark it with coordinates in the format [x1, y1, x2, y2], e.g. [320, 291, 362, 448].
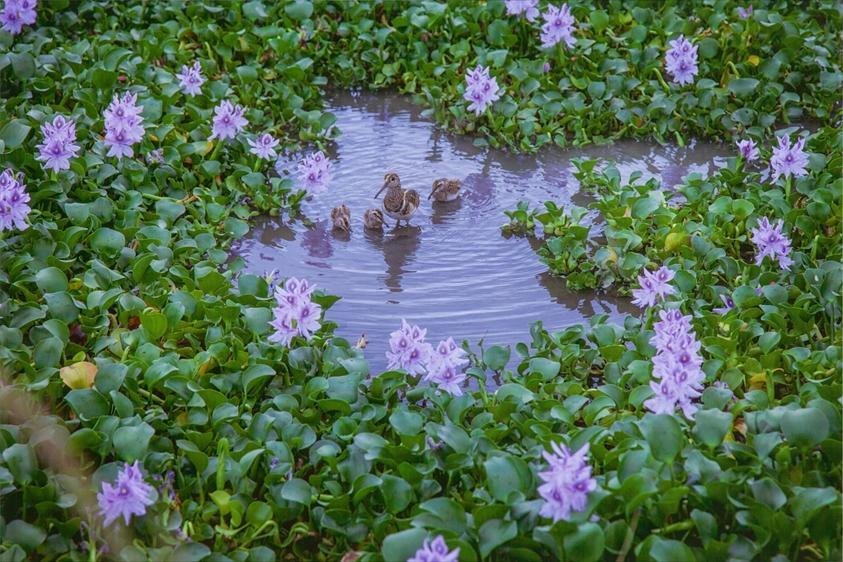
[616, 508, 641, 562]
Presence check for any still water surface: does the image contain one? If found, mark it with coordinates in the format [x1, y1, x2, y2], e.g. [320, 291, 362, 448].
[232, 92, 729, 370]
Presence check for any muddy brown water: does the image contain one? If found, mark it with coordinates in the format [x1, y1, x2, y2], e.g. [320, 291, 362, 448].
[231, 92, 730, 371]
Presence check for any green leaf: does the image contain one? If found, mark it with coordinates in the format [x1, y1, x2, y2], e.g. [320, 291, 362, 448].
[589, 10, 609, 33]
[649, 538, 695, 562]
[529, 357, 560, 380]
[381, 474, 413, 513]
[0, 119, 31, 150]
[92, 68, 118, 89]
[563, 522, 605, 562]
[284, 0, 313, 20]
[750, 477, 787, 510]
[2, 444, 36, 485]
[35, 267, 68, 293]
[382, 528, 427, 562]
[112, 423, 154, 461]
[728, 78, 760, 97]
[140, 309, 168, 340]
[484, 454, 532, 503]
[692, 409, 732, 449]
[4, 520, 46, 551]
[90, 228, 126, 258]
[389, 408, 423, 436]
[640, 414, 683, 462]
[65, 389, 110, 420]
[758, 332, 781, 354]
[281, 478, 312, 505]
[484, 345, 510, 371]
[479, 519, 517, 558]
[781, 408, 829, 448]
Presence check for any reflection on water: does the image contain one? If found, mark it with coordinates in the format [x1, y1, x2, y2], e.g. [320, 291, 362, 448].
[231, 91, 730, 370]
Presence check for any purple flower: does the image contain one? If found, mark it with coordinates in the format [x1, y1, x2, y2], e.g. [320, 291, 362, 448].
[153, 470, 176, 502]
[209, 100, 248, 141]
[268, 277, 322, 346]
[103, 92, 145, 160]
[737, 5, 753, 19]
[0, 169, 31, 232]
[543, 62, 551, 73]
[248, 133, 279, 160]
[386, 319, 433, 375]
[0, 0, 37, 35]
[540, 4, 576, 49]
[463, 64, 501, 116]
[713, 294, 735, 315]
[36, 115, 79, 173]
[175, 61, 205, 96]
[631, 266, 677, 308]
[537, 442, 597, 522]
[296, 150, 332, 194]
[408, 535, 460, 562]
[644, 309, 705, 418]
[751, 217, 793, 270]
[736, 139, 759, 163]
[96, 461, 155, 527]
[505, 0, 539, 22]
[424, 337, 469, 396]
[769, 135, 809, 182]
[665, 35, 699, 86]
[146, 148, 165, 165]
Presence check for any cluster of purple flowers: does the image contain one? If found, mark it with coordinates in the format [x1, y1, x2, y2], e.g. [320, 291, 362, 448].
[297, 150, 332, 194]
[713, 293, 735, 315]
[175, 61, 206, 96]
[0, 169, 31, 232]
[386, 321, 470, 396]
[751, 217, 793, 270]
[248, 133, 279, 160]
[537, 442, 597, 522]
[97, 461, 155, 527]
[664, 35, 699, 86]
[463, 64, 501, 116]
[631, 265, 676, 308]
[425, 337, 469, 396]
[504, 0, 539, 22]
[644, 309, 705, 418]
[408, 536, 460, 562]
[540, 4, 576, 49]
[103, 92, 145, 160]
[0, 0, 36, 35]
[737, 5, 753, 19]
[36, 115, 79, 173]
[268, 277, 322, 346]
[769, 134, 809, 182]
[209, 100, 248, 142]
[736, 138, 759, 163]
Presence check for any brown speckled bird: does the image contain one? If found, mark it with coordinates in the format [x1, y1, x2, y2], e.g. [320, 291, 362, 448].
[330, 204, 351, 232]
[429, 178, 461, 202]
[375, 172, 420, 226]
[363, 208, 385, 230]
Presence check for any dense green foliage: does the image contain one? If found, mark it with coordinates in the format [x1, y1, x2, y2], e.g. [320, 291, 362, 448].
[0, 1, 840, 562]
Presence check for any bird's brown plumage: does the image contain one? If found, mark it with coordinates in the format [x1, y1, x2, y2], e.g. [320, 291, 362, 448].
[331, 204, 351, 232]
[429, 178, 461, 201]
[363, 208, 385, 230]
[376, 172, 419, 225]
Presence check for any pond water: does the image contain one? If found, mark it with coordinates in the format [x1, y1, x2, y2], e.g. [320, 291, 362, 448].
[232, 91, 729, 370]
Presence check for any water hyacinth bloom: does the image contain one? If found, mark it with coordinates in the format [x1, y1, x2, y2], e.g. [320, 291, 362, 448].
[664, 35, 699, 86]
[408, 535, 460, 562]
[631, 266, 676, 308]
[537, 442, 597, 522]
[751, 217, 794, 270]
[175, 61, 205, 96]
[713, 294, 735, 315]
[540, 4, 576, 49]
[297, 151, 332, 194]
[462, 64, 501, 117]
[268, 277, 322, 346]
[248, 133, 279, 160]
[386, 319, 433, 375]
[97, 461, 155, 526]
[769, 135, 809, 182]
[736, 139, 759, 163]
[36, 115, 80, 173]
[0, 0, 37, 35]
[209, 100, 248, 141]
[505, 0, 539, 22]
[644, 309, 705, 418]
[424, 337, 469, 396]
[0, 169, 31, 232]
[103, 92, 145, 160]
[737, 5, 753, 19]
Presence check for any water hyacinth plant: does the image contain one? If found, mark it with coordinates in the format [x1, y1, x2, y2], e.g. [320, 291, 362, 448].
[0, 1, 840, 561]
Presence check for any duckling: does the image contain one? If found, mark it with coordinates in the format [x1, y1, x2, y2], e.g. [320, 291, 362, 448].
[330, 204, 351, 232]
[375, 172, 420, 226]
[363, 208, 385, 230]
[429, 178, 461, 202]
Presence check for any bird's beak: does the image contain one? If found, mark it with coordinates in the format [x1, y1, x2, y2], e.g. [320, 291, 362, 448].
[375, 183, 387, 198]
[427, 191, 433, 199]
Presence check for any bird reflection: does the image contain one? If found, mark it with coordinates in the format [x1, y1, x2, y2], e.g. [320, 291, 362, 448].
[256, 219, 295, 247]
[366, 225, 422, 293]
[301, 220, 334, 259]
[430, 197, 462, 225]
